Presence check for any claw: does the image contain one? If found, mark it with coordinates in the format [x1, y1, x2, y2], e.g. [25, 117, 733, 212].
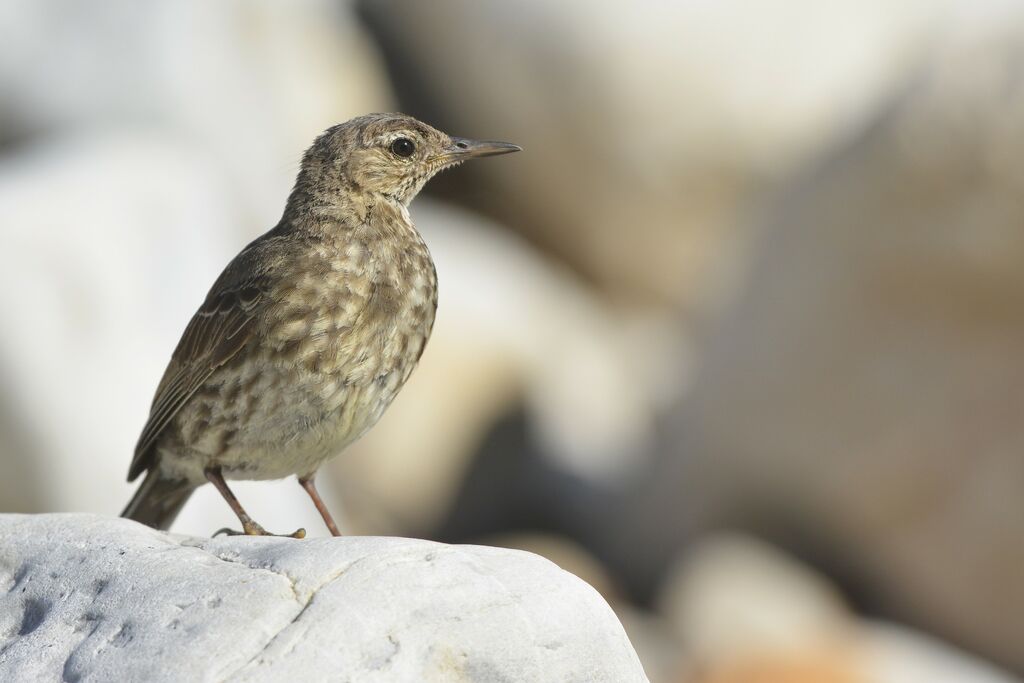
[204, 467, 305, 539]
[211, 525, 306, 539]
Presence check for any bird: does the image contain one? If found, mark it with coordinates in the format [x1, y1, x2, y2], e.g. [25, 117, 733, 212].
[121, 113, 520, 537]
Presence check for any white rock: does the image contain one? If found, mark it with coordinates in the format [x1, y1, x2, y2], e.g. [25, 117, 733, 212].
[0, 514, 647, 682]
[657, 534, 1020, 683]
[660, 534, 853, 663]
[0, 0, 392, 222]
[862, 622, 1021, 683]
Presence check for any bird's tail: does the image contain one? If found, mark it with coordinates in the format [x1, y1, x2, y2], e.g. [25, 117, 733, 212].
[121, 469, 196, 531]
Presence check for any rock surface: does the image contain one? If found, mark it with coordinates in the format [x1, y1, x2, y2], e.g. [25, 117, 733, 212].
[0, 514, 646, 682]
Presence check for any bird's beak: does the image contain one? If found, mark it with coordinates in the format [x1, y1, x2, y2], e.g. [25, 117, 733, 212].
[445, 137, 522, 160]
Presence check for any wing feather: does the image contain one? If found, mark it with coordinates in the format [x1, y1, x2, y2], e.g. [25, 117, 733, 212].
[127, 241, 275, 481]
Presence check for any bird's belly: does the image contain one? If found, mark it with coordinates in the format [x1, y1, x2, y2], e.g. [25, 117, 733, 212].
[164, 319, 430, 482]
[215, 380, 387, 481]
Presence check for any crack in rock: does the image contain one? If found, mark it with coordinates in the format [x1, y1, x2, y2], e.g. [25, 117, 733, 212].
[367, 634, 400, 671]
[220, 556, 370, 681]
[178, 541, 302, 604]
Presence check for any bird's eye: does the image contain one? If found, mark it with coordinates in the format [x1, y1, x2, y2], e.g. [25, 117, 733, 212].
[390, 138, 415, 158]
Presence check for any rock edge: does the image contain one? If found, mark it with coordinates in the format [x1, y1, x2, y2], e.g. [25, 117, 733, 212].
[0, 513, 647, 682]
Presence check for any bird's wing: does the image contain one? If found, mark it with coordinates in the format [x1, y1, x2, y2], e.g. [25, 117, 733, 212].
[127, 242, 274, 481]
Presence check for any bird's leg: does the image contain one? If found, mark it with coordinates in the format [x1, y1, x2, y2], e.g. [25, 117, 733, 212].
[204, 467, 305, 539]
[298, 474, 342, 536]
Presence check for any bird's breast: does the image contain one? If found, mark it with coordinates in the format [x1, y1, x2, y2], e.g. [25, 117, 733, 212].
[264, 229, 437, 408]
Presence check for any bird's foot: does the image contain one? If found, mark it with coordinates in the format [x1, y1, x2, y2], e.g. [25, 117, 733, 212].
[212, 523, 306, 539]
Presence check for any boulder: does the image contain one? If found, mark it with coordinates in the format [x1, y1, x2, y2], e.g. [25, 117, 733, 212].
[617, 9, 1024, 674]
[660, 535, 1019, 683]
[0, 514, 646, 682]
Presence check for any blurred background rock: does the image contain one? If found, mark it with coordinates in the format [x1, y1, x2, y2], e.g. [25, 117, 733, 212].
[1, 1, 1022, 681]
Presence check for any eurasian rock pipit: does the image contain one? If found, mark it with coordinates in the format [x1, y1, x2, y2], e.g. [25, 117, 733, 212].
[121, 113, 520, 537]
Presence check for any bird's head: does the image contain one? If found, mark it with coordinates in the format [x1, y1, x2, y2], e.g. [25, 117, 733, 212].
[297, 113, 520, 208]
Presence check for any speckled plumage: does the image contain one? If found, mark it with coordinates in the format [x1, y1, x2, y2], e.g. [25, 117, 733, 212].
[121, 113, 520, 535]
